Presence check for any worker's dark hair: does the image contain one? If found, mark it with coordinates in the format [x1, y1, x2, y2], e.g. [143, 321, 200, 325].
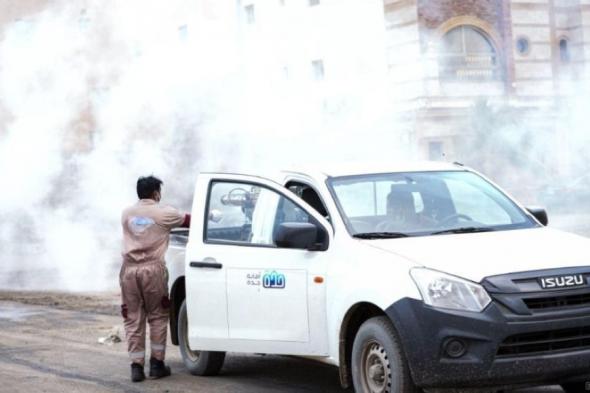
[137, 175, 163, 199]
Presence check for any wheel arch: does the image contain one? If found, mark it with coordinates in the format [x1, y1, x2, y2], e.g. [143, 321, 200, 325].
[338, 302, 386, 389]
[169, 276, 186, 346]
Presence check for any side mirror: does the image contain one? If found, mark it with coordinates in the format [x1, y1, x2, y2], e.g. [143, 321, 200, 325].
[274, 222, 320, 250]
[526, 206, 548, 226]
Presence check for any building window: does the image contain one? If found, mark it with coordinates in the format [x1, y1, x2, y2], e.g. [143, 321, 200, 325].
[439, 25, 499, 81]
[311, 60, 325, 81]
[559, 38, 570, 63]
[178, 24, 188, 41]
[516, 37, 530, 56]
[79, 9, 90, 30]
[309, 0, 320, 6]
[244, 4, 255, 24]
[428, 141, 444, 160]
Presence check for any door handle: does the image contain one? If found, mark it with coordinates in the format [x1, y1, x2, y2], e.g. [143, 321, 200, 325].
[190, 261, 223, 269]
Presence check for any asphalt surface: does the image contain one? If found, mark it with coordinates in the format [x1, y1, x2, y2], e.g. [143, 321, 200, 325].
[0, 301, 564, 393]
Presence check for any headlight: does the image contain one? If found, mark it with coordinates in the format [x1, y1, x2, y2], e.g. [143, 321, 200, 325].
[410, 267, 491, 312]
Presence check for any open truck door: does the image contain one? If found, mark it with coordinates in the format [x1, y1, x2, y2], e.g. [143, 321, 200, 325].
[185, 173, 332, 356]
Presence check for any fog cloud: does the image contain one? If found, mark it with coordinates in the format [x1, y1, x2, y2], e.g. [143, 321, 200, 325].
[0, 0, 588, 291]
[0, 0, 408, 291]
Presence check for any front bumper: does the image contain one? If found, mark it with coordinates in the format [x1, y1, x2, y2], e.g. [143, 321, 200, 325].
[386, 298, 590, 388]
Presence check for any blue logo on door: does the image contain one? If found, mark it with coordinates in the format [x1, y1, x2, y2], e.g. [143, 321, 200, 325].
[263, 271, 286, 289]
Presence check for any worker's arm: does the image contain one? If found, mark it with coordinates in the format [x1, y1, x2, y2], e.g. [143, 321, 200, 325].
[161, 207, 190, 230]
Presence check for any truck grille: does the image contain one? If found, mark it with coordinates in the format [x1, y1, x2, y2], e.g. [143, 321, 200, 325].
[497, 326, 590, 357]
[523, 293, 590, 311]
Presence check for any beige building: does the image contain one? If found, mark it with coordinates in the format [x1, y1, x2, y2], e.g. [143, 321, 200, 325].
[2, 0, 589, 179]
[237, 0, 589, 183]
[384, 0, 588, 170]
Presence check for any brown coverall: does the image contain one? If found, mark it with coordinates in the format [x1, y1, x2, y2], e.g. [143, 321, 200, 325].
[120, 199, 188, 365]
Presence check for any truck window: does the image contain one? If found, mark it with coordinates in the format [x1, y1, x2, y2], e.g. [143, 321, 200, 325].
[446, 177, 510, 225]
[285, 181, 330, 220]
[329, 171, 536, 236]
[205, 181, 312, 247]
[335, 180, 424, 217]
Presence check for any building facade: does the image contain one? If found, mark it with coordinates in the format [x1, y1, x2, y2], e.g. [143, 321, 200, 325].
[2, 0, 589, 178]
[384, 0, 589, 168]
[236, 0, 590, 182]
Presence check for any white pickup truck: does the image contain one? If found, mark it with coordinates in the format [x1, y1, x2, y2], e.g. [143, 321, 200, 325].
[166, 162, 590, 393]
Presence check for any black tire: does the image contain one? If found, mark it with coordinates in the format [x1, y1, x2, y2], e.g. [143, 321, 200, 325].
[351, 316, 421, 393]
[178, 300, 225, 376]
[561, 382, 590, 393]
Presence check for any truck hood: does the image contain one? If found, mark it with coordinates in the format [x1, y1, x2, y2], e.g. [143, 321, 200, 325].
[364, 227, 590, 283]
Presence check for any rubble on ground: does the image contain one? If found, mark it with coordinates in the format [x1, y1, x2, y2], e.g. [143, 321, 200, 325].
[98, 326, 122, 345]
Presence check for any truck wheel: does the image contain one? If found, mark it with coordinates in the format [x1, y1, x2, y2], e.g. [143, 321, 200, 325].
[561, 382, 588, 393]
[352, 316, 421, 393]
[178, 300, 225, 376]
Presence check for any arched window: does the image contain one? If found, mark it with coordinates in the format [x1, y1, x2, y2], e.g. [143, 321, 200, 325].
[439, 26, 500, 81]
[559, 38, 570, 63]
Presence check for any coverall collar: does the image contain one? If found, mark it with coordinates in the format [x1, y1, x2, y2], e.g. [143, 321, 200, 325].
[138, 199, 158, 206]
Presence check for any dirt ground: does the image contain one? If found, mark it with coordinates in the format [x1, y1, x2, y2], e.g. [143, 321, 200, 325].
[0, 290, 120, 315]
[0, 295, 346, 393]
[0, 292, 564, 393]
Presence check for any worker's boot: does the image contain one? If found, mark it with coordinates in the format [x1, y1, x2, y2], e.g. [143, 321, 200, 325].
[149, 357, 171, 379]
[130, 363, 145, 382]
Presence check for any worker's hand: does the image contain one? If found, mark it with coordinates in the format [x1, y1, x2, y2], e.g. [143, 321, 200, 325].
[182, 214, 191, 228]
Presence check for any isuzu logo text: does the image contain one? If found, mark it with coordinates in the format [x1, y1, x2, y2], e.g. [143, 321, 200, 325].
[538, 274, 586, 289]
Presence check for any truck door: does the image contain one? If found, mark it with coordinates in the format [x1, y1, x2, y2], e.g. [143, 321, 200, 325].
[186, 174, 331, 356]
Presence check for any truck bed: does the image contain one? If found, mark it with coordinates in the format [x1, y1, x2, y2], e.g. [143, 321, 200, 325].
[170, 228, 189, 248]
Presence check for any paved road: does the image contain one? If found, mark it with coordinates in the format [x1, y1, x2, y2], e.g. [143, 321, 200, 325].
[0, 301, 563, 393]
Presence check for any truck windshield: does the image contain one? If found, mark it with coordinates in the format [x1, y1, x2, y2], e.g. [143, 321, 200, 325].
[328, 171, 538, 238]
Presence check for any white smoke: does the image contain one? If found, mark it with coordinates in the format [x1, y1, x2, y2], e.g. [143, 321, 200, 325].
[0, 0, 407, 291]
[0, 0, 236, 290]
[1, 0, 588, 291]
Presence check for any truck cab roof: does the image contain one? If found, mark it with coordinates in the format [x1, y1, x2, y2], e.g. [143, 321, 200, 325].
[201, 161, 466, 185]
[280, 160, 464, 179]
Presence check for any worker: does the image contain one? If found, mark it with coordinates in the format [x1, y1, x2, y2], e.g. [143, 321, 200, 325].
[120, 175, 190, 382]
